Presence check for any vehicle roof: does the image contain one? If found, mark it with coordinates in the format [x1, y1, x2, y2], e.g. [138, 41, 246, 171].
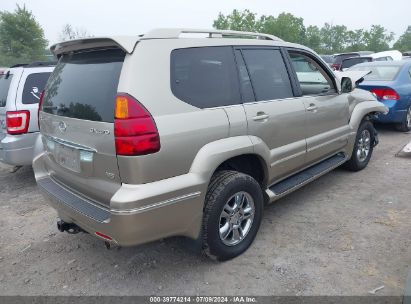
[352, 60, 411, 67]
[50, 28, 313, 56]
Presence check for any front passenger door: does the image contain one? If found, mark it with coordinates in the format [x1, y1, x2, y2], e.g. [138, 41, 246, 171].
[286, 50, 350, 165]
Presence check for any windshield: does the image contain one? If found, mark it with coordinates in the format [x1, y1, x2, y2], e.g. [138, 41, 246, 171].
[349, 65, 401, 81]
[0, 73, 13, 107]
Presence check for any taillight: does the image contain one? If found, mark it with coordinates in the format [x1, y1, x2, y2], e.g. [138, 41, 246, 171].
[38, 90, 45, 128]
[370, 88, 400, 100]
[114, 94, 160, 156]
[6, 110, 30, 135]
[332, 63, 340, 71]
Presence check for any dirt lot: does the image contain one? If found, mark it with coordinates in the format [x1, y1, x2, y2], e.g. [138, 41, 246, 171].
[0, 126, 410, 296]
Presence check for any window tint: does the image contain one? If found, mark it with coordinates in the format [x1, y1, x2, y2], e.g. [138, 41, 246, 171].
[22, 72, 51, 104]
[342, 57, 372, 70]
[42, 48, 125, 122]
[241, 49, 293, 101]
[334, 53, 359, 64]
[171, 46, 240, 108]
[289, 52, 336, 96]
[0, 74, 13, 107]
[234, 50, 255, 102]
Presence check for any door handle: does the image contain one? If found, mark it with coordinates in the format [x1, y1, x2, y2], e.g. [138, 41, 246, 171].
[252, 112, 269, 121]
[306, 104, 318, 112]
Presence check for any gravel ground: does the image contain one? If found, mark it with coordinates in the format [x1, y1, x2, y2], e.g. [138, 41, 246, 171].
[0, 126, 410, 296]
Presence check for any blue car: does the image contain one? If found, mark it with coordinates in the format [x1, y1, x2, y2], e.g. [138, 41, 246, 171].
[350, 60, 411, 131]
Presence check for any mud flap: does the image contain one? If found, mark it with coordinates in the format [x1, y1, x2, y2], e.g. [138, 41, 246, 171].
[372, 124, 379, 147]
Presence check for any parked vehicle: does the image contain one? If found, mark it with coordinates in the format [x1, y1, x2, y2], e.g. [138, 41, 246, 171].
[33, 28, 387, 260]
[320, 55, 334, 67]
[370, 50, 402, 61]
[332, 51, 374, 70]
[0, 62, 55, 166]
[341, 57, 373, 71]
[350, 60, 411, 131]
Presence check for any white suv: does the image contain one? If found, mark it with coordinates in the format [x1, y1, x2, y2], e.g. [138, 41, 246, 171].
[0, 62, 54, 166]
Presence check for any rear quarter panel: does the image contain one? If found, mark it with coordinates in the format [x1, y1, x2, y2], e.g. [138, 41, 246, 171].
[116, 39, 232, 184]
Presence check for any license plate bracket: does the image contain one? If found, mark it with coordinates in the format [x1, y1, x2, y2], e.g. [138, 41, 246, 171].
[54, 143, 81, 173]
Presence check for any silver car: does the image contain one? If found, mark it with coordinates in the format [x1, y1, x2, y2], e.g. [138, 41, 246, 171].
[33, 29, 387, 260]
[0, 62, 54, 166]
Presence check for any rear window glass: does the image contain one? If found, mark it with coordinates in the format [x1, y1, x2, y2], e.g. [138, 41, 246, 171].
[349, 65, 401, 81]
[0, 74, 13, 107]
[22, 72, 51, 104]
[341, 57, 371, 69]
[42, 48, 125, 122]
[242, 49, 293, 101]
[334, 54, 359, 64]
[171, 46, 240, 108]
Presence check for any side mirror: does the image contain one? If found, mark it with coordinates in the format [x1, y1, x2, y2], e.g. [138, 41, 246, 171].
[341, 77, 353, 93]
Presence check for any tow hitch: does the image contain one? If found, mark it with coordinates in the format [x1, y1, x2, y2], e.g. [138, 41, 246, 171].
[57, 220, 85, 234]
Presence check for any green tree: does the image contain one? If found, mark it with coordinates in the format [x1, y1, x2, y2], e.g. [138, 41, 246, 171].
[213, 9, 259, 32]
[304, 25, 322, 52]
[259, 12, 305, 43]
[345, 29, 367, 52]
[0, 4, 48, 66]
[393, 26, 411, 52]
[320, 23, 348, 54]
[364, 25, 394, 52]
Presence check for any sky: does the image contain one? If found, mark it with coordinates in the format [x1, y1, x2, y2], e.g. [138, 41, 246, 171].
[0, 0, 408, 46]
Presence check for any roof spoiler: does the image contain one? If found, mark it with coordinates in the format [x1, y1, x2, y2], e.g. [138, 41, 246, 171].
[50, 37, 140, 56]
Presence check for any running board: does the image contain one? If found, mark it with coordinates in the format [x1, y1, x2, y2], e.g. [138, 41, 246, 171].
[267, 153, 346, 200]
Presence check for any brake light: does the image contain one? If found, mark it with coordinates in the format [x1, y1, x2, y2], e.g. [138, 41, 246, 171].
[6, 111, 30, 135]
[114, 94, 160, 156]
[38, 90, 45, 128]
[332, 63, 340, 71]
[370, 88, 400, 100]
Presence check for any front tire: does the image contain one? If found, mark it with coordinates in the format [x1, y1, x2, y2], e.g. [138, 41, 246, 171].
[344, 120, 375, 171]
[202, 170, 263, 261]
[395, 106, 411, 132]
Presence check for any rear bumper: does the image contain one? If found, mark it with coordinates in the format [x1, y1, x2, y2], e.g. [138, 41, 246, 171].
[374, 100, 407, 123]
[33, 152, 207, 246]
[0, 132, 39, 166]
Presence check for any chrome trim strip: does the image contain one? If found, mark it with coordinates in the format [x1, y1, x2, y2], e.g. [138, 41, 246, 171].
[110, 191, 202, 214]
[44, 135, 97, 153]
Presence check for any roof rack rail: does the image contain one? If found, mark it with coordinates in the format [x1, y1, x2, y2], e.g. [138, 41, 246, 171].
[26, 61, 57, 68]
[141, 28, 283, 42]
[10, 63, 28, 68]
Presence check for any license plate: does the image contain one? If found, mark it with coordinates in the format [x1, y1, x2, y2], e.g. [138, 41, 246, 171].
[54, 143, 80, 173]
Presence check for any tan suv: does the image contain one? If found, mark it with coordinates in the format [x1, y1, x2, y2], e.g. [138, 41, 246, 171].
[33, 28, 387, 260]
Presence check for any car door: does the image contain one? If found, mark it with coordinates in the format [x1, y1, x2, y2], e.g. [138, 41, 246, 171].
[285, 49, 350, 165]
[236, 47, 307, 184]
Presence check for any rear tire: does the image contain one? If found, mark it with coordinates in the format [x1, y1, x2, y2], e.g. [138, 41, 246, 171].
[344, 120, 375, 172]
[202, 170, 263, 261]
[395, 106, 411, 132]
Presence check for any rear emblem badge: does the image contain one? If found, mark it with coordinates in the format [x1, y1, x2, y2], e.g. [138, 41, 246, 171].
[58, 121, 67, 132]
[90, 128, 110, 135]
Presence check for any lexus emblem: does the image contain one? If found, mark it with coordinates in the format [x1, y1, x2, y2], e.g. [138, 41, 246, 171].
[58, 121, 67, 133]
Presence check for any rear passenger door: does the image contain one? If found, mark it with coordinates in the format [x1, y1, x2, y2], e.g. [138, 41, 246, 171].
[236, 47, 307, 184]
[285, 49, 350, 165]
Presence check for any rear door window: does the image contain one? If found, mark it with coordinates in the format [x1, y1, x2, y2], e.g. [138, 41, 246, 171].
[0, 74, 13, 107]
[22, 72, 51, 104]
[42, 48, 125, 122]
[171, 46, 240, 108]
[241, 49, 294, 101]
